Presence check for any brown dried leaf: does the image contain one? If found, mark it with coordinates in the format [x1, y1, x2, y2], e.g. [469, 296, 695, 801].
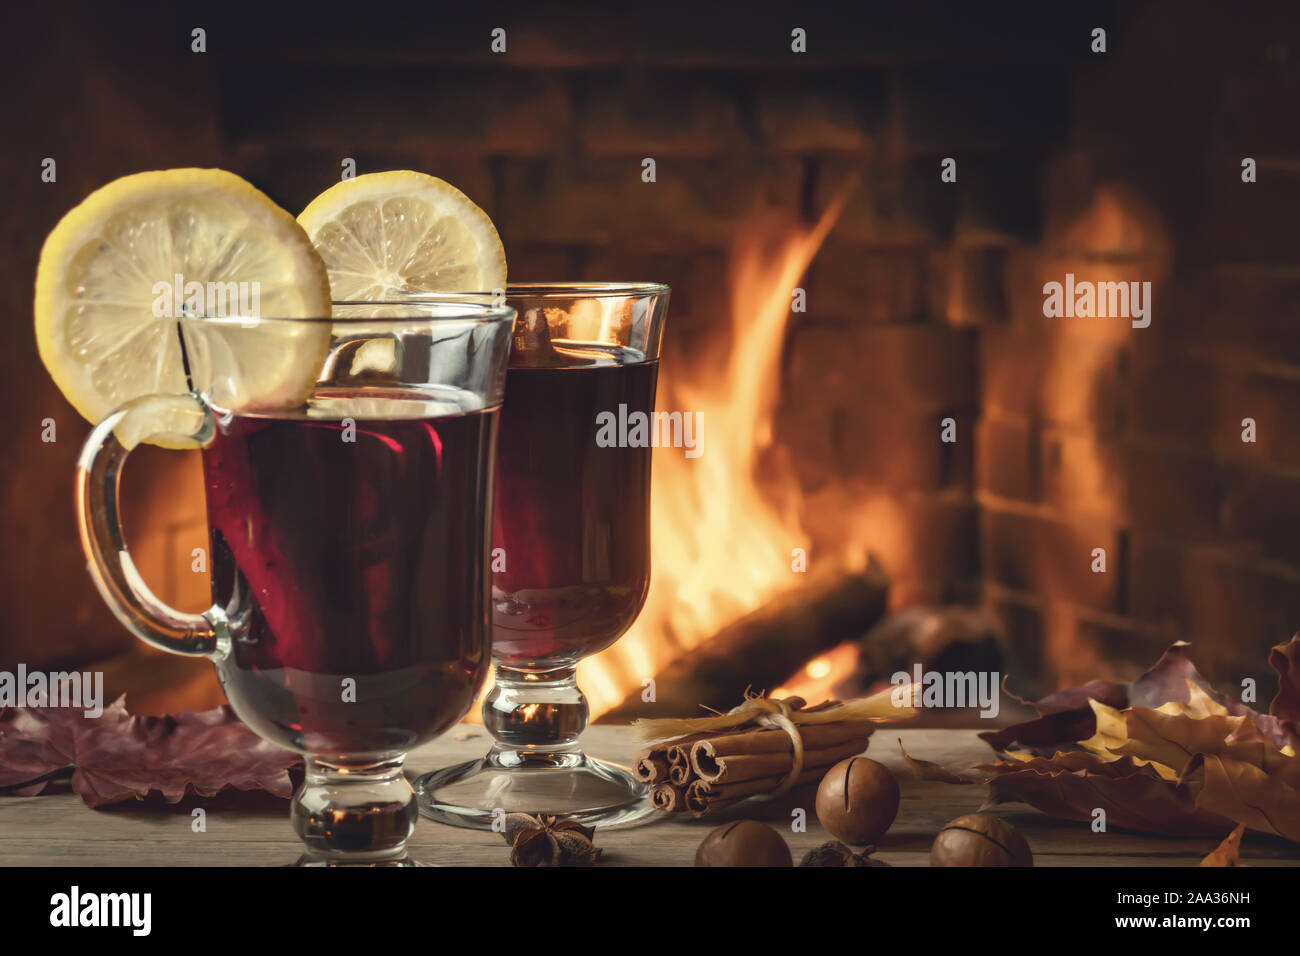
[984, 699, 1300, 841]
[924, 639, 1300, 843]
[1127, 642, 1223, 710]
[1124, 641, 1299, 751]
[0, 698, 297, 806]
[1181, 753, 1300, 843]
[0, 705, 77, 791]
[1199, 825, 1246, 867]
[1083, 700, 1239, 777]
[1027, 679, 1130, 715]
[979, 679, 1127, 755]
[898, 739, 985, 784]
[982, 639, 1300, 755]
[980, 752, 1237, 837]
[979, 656, 1190, 755]
[1269, 634, 1300, 724]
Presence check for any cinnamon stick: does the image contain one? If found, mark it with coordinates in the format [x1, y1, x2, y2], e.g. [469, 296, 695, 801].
[683, 789, 742, 817]
[685, 764, 830, 817]
[666, 740, 697, 765]
[667, 733, 711, 786]
[632, 751, 670, 785]
[692, 738, 871, 785]
[692, 722, 873, 762]
[650, 783, 688, 812]
[668, 752, 694, 787]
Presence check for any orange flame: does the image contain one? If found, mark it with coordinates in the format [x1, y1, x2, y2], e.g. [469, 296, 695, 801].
[580, 191, 851, 717]
[770, 640, 863, 703]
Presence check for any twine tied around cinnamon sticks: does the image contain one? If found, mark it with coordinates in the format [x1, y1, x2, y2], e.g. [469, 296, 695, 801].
[633, 685, 917, 817]
[665, 695, 813, 794]
[736, 697, 807, 794]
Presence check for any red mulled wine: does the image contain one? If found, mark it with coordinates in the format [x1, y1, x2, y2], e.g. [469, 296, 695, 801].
[491, 346, 657, 665]
[201, 387, 497, 761]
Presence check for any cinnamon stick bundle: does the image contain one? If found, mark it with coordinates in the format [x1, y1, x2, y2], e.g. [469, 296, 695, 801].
[637, 690, 911, 816]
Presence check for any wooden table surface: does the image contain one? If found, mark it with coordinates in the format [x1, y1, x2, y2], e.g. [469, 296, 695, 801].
[2, 726, 1297, 867]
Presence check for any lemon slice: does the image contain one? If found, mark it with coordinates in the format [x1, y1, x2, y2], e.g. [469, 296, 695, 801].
[297, 170, 506, 298]
[35, 169, 332, 442]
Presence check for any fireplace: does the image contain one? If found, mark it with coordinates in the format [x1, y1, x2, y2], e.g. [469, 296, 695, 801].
[4, 2, 1299, 722]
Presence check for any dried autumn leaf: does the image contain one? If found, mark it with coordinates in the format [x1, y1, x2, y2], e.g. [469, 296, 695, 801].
[980, 751, 1237, 837]
[1180, 752, 1300, 843]
[1220, 714, 1300, 779]
[898, 739, 983, 784]
[1269, 637, 1300, 724]
[0, 698, 298, 807]
[985, 644, 1300, 842]
[1127, 642, 1227, 710]
[1150, 680, 1234, 721]
[980, 717, 1300, 842]
[978, 646, 1208, 755]
[0, 706, 77, 791]
[983, 637, 1300, 756]
[1081, 695, 1244, 780]
[980, 679, 1127, 755]
[1198, 824, 1246, 867]
[907, 638, 1300, 843]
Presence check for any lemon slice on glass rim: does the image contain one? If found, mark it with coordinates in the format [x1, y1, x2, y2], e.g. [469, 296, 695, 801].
[35, 168, 332, 447]
[297, 170, 506, 299]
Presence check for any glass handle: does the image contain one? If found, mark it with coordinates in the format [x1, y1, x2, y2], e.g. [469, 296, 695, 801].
[75, 393, 226, 658]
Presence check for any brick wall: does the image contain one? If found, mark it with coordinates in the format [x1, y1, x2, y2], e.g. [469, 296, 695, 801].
[974, 3, 1300, 693]
[3, 1, 1298, 707]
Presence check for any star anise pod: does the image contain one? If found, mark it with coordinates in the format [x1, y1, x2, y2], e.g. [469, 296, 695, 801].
[799, 841, 890, 867]
[502, 813, 602, 867]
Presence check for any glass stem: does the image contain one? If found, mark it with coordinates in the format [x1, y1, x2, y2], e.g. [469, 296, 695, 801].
[292, 756, 417, 864]
[482, 664, 590, 766]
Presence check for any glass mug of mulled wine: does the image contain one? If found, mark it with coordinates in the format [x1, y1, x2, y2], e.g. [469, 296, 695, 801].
[75, 302, 515, 864]
[411, 283, 669, 829]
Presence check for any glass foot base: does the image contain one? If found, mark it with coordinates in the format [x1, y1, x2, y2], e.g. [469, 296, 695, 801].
[292, 853, 423, 867]
[414, 750, 659, 830]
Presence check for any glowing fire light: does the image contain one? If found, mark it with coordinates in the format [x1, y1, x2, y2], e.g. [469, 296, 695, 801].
[805, 657, 834, 681]
[769, 640, 863, 703]
[580, 190, 852, 718]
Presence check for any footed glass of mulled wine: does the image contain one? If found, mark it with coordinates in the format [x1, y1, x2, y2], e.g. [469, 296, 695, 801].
[74, 302, 515, 864]
[413, 283, 669, 830]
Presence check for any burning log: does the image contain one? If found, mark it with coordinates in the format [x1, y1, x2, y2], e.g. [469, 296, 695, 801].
[601, 558, 888, 721]
[839, 605, 1006, 699]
